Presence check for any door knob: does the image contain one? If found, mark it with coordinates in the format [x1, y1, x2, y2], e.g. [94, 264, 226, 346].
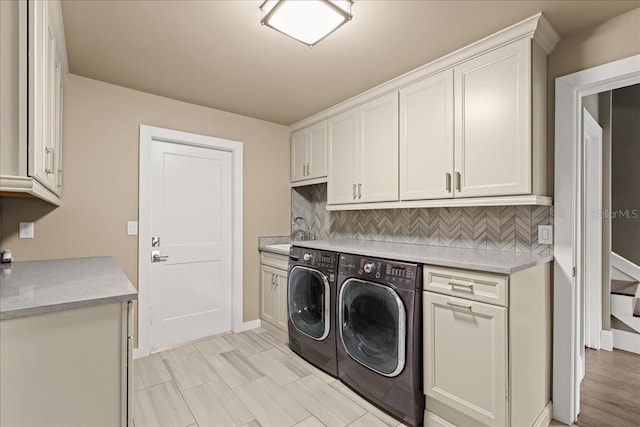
[151, 250, 169, 262]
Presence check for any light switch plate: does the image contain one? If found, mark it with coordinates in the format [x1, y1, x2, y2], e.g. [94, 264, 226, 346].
[19, 222, 34, 239]
[127, 221, 138, 236]
[538, 225, 553, 245]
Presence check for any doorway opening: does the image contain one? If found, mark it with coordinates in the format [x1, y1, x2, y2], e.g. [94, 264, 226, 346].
[553, 55, 640, 424]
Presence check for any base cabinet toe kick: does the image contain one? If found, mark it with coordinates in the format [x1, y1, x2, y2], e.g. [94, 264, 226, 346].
[423, 263, 552, 427]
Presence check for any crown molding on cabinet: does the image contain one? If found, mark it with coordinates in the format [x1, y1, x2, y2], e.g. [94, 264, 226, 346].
[325, 195, 552, 212]
[290, 12, 560, 132]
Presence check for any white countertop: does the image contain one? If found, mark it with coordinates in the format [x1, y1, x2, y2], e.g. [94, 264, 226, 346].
[259, 243, 291, 256]
[289, 239, 552, 275]
[0, 257, 138, 320]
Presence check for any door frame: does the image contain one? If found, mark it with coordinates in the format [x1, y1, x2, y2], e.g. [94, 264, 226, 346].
[553, 54, 640, 424]
[135, 125, 243, 358]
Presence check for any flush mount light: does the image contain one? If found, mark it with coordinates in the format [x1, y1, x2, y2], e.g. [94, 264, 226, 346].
[260, 0, 353, 47]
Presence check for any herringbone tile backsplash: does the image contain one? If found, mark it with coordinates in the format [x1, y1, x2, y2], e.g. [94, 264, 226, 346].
[292, 184, 553, 255]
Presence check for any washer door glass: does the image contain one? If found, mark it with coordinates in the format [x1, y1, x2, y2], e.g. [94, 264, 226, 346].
[339, 279, 406, 377]
[288, 266, 330, 340]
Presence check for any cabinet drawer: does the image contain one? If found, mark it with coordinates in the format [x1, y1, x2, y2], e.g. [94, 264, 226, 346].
[260, 251, 289, 270]
[423, 266, 508, 307]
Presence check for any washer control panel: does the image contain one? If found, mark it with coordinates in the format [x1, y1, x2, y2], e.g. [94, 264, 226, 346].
[338, 254, 418, 289]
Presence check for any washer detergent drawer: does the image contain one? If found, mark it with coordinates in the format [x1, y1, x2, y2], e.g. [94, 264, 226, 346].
[423, 266, 508, 307]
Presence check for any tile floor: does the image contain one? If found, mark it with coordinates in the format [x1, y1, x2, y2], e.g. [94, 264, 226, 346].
[133, 328, 408, 427]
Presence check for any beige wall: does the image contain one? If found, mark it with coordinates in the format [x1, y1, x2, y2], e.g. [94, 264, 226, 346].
[1, 74, 291, 324]
[546, 7, 640, 194]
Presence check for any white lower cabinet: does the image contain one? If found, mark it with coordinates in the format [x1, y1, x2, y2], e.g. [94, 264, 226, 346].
[423, 264, 552, 427]
[424, 292, 507, 426]
[260, 251, 289, 332]
[0, 302, 133, 426]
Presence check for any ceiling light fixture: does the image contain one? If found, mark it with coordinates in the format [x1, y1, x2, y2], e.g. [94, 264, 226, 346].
[260, 0, 353, 47]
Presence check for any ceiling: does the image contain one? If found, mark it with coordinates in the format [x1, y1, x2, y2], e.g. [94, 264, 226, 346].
[60, 1, 640, 126]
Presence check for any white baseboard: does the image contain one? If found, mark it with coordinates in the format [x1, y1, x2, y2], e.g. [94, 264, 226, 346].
[133, 348, 148, 360]
[235, 319, 262, 332]
[600, 330, 614, 351]
[532, 402, 553, 427]
[613, 328, 640, 354]
[424, 410, 456, 427]
[134, 321, 262, 359]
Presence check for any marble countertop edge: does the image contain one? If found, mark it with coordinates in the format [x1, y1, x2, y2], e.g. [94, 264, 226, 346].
[268, 239, 553, 275]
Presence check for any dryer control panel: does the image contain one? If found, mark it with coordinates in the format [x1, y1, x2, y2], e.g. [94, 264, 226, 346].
[338, 254, 419, 291]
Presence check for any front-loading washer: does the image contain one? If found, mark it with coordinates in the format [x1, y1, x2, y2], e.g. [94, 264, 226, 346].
[336, 253, 424, 426]
[287, 245, 339, 377]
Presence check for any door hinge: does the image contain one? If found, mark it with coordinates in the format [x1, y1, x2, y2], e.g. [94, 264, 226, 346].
[572, 267, 576, 278]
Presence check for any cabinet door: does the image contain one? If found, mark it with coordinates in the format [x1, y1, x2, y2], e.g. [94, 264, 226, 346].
[424, 291, 507, 427]
[400, 70, 454, 200]
[307, 121, 327, 179]
[28, 0, 56, 192]
[454, 39, 531, 198]
[291, 129, 308, 182]
[54, 56, 63, 193]
[358, 92, 399, 203]
[275, 269, 289, 332]
[260, 265, 278, 325]
[328, 109, 358, 204]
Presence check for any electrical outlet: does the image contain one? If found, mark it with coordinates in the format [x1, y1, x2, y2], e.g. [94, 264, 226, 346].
[19, 222, 34, 239]
[538, 225, 553, 245]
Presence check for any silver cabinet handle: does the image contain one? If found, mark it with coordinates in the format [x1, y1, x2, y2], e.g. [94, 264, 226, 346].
[447, 300, 472, 310]
[353, 184, 357, 200]
[449, 280, 474, 292]
[306, 163, 311, 176]
[455, 172, 461, 191]
[151, 250, 169, 263]
[57, 169, 63, 189]
[358, 183, 362, 199]
[304, 164, 308, 176]
[446, 173, 452, 193]
[45, 148, 53, 174]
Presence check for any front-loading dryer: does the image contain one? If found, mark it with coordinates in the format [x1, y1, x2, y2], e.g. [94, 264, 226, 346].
[337, 253, 424, 426]
[288, 245, 339, 377]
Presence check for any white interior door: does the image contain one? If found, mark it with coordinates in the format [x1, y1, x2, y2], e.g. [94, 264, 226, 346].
[149, 140, 232, 351]
[583, 108, 603, 351]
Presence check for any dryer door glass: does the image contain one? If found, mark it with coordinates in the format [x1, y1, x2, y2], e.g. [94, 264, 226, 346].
[288, 266, 331, 340]
[339, 279, 406, 377]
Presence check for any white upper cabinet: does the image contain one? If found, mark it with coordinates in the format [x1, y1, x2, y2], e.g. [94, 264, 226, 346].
[328, 93, 399, 205]
[454, 39, 531, 198]
[291, 121, 327, 184]
[328, 109, 358, 204]
[31, 0, 64, 195]
[358, 93, 399, 203]
[291, 129, 308, 182]
[400, 69, 454, 201]
[293, 13, 559, 210]
[0, 0, 67, 205]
